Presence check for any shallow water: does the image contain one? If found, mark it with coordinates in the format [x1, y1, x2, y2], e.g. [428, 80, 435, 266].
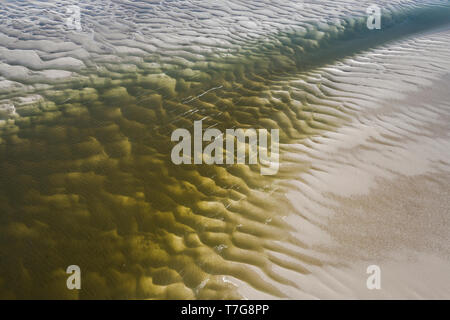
[0, 0, 449, 299]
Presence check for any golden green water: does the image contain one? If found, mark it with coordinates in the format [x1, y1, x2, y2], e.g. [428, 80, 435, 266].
[0, 6, 449, 299]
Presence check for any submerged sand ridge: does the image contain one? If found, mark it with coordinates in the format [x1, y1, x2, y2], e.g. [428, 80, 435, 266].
[0, 0, 449, 299]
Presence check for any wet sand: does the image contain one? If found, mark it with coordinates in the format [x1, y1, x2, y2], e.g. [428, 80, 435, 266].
[0, 1, 449, 299]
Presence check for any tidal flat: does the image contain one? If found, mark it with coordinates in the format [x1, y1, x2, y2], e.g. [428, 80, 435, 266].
[0, 0, 449, 299]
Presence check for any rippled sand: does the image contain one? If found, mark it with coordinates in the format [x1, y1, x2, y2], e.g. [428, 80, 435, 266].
[0, 0, 449, 299]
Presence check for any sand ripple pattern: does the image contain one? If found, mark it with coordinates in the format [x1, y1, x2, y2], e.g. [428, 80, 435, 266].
[0, 1, 449, 298]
